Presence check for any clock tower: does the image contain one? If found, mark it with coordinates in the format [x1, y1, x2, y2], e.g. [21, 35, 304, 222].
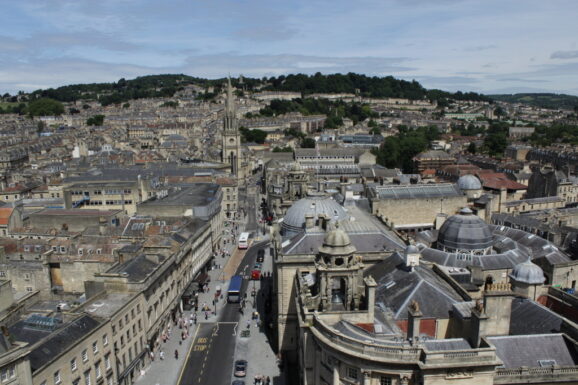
[222, 78, 242, 178]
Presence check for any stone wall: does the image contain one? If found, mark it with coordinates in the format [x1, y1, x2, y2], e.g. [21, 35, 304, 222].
[372, 195, 467, 229]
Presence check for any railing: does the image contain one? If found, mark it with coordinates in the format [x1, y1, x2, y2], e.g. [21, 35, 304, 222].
[422, 348, 496, 365]
[494, 366, 578, 384]
[311, 316, 421, 362]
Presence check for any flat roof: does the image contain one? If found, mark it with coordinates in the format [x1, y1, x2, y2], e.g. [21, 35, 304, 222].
[139, 183, 219, 207]
[29, 209, 122, 217]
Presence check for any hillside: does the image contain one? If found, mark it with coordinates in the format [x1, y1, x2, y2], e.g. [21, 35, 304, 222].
[490, 93, 578, 110]
[19, 73, 491, 107]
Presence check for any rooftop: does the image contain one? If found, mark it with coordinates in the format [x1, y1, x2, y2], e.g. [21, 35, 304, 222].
[372, 183, 462, 200]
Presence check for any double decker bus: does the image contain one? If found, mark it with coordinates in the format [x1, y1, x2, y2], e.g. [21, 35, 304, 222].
[227, 275, 243, 303]
[238, 232, 250, 249]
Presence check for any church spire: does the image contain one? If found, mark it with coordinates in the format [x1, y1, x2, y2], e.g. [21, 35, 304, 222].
[224, 77, 237, 131]
[225, 76, 236, 116]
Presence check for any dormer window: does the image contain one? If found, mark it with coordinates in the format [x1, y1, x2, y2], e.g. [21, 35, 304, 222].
[78, 248, 83, 256]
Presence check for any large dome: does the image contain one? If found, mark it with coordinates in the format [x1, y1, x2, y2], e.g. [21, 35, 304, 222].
[457, 174, 482, 190]
[509, 258, 545, 285]
[437, 208, 493, 255]
[282, 195, 348, 235]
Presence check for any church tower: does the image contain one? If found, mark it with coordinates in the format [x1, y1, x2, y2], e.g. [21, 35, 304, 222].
[222, 78, 242, 178]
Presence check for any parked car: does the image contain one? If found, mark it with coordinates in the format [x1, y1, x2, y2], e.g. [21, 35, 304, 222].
[232, 381, 245, 385]
[234, 360, 247, 377]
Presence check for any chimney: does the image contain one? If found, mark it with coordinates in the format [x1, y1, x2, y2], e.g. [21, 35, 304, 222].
[99, 217, 107, 236]
[470, 283, 514, 347]
[305, 214, 315, 229]
[407, 301, 422, 342]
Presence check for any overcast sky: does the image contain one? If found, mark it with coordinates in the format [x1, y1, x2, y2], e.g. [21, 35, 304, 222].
[1, 0, 578, 95]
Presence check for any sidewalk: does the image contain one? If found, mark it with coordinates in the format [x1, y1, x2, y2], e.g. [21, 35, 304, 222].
[134, 264, 231, 385]
[134, 215, 248, 385]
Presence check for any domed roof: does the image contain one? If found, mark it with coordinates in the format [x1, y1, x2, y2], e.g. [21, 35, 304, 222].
[457, 174, 482, 190]
[405, 245, 420, 254]
[282, 195, 349, 235]
[318, 227, 357, 255]
[437, 208, 493, 252]
[509, 258, 545, 284]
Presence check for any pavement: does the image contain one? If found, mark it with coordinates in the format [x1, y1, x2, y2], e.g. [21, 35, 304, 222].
[134, 176, 282, 385]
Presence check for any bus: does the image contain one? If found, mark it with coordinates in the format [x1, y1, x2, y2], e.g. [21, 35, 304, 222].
[227, 275, 243, 303]
[238, 232, 250, 249]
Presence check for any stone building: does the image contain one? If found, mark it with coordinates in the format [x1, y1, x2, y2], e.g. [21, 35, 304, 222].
[413, 150, 456, 173]
[285, 219, 578, 385]
[367, 183, 467, 232]
[272, 201, 405, 364]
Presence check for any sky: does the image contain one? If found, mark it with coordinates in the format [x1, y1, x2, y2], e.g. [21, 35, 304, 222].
[1, 0, 578, 95]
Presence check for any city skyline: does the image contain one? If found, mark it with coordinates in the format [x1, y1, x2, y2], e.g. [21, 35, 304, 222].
[1, 0, 578, 95]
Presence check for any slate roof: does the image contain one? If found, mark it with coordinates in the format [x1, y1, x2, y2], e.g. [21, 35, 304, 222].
[13, 314, 102, 372]
[509, 298, 564, 335]
[424, 339, 472, 351]
[366, 253, 466, 320]
[372, 183, 462, 200]
[107, 254, 164, 282]
[487, 334, 578, 368]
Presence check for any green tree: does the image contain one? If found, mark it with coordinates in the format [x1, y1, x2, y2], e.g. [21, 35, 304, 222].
[37, 121, 46, 133]
[301, 138, 316, 148]
[27, 98, 64, 117]
[272, 146, 293, 152]
[467, 142, 477, 154]
[122, 103, 130, 109]
[86, 114, 105, 126]
[369, 126, 382, 135]
[240, 128, 268, 144]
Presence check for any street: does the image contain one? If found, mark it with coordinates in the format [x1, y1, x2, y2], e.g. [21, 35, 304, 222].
[176, 182, 269, 385]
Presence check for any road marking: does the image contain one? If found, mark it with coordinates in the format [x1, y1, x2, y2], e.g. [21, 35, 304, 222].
[176, 325, 200, 385]
[212, 324, 219, 337]
[232, 322, 238, 336]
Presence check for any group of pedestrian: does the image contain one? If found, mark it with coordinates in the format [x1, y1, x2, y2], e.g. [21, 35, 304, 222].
[253, 374, 271, 385]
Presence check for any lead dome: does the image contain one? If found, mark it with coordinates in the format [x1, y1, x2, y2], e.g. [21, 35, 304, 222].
[437, 208, 493, 255]
[281, 195, 349, 236]
[457, 174, 482, 190]
[509, 258, 545, 285]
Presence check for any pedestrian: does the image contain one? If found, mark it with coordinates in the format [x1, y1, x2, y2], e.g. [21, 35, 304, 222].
[174, 349, 179, 359]
[150, 351, 155, 361]
[159, 350, 165, 360]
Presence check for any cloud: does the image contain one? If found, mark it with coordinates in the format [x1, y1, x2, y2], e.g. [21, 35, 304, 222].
[550, 50, 578, 59]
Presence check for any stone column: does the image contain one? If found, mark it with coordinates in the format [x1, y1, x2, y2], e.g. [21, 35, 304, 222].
[333, 363, 340, 385]
[363, 370, 371, 385]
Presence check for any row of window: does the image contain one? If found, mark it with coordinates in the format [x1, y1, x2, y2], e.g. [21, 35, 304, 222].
[345, 367, 392, 385]
[112, 305, 142, 335]
[70, 189, 132, 196]
[77, 248, 102, 256]
[71, 200, 133, 206]
[47, 352, 111, 385]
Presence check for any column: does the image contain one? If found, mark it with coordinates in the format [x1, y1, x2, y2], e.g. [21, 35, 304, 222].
[363, 370, 371, 385]
[333, 364, 340, 385]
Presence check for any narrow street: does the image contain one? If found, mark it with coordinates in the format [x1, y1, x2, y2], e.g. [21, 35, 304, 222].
[175, 178, 273, 385]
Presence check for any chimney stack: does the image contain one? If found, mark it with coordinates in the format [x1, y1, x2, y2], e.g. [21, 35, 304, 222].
[407, 300, 422, 342]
